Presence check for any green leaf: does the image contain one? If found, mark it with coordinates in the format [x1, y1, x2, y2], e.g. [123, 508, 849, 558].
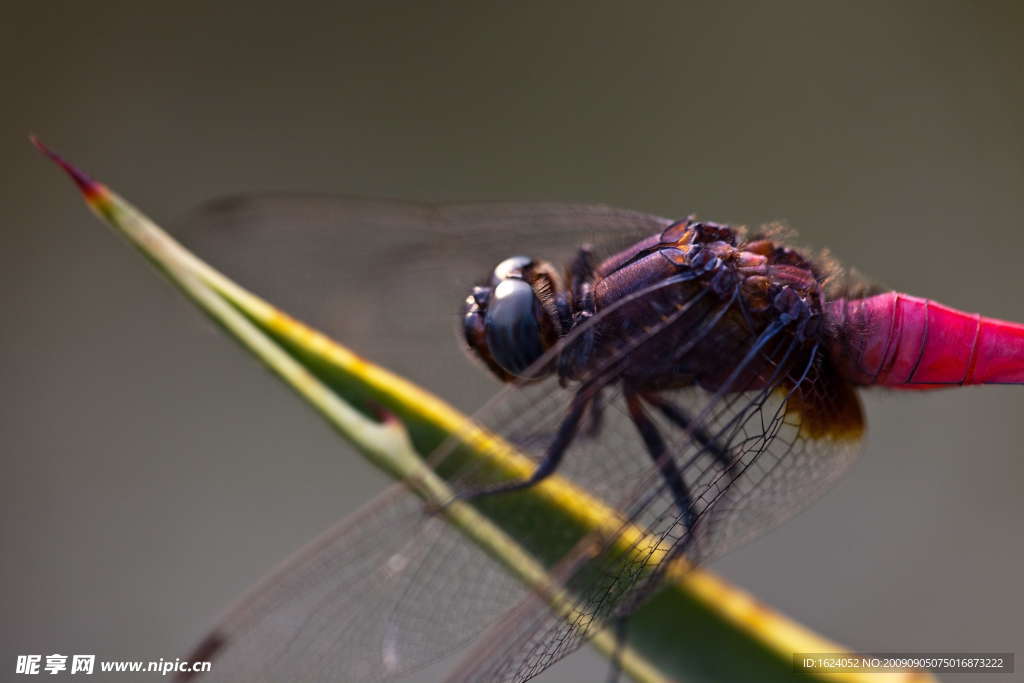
[33, 137, 935, 683]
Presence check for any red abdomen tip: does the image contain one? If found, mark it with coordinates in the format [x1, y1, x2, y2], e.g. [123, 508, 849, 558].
[827, 292, 1024, 388]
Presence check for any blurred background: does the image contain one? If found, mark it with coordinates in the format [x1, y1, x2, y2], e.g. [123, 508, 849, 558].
[4, 2, 1023, 681]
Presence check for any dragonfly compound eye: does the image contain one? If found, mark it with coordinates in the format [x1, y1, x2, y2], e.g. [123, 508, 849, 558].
[484, 278, 548, 377]
[463, 287, 511, 382]
[463, 256, 562, 382]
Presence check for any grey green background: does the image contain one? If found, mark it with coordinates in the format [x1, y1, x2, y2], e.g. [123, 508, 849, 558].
[4, 2, 1023, 681]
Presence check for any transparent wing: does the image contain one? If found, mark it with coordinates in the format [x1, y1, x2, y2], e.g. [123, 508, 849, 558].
[171, 194, 672, 342]
[181, 482, 536, 682]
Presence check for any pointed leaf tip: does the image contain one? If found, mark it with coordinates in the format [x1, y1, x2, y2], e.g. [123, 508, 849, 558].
[30, 135, 107, 202]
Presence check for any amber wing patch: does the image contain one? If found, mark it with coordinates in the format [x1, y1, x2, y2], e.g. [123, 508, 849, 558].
[784, 359, 865, 442]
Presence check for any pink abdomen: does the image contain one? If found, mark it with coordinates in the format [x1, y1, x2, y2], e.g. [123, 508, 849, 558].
[826, 292, 1024, 389]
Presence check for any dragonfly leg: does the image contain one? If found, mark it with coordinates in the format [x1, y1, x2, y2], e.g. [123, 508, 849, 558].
[459, 388, 591, 501]
[625, 392, 697, 533]
[643, 393, 735, 475]
[583, 388, 605, 438]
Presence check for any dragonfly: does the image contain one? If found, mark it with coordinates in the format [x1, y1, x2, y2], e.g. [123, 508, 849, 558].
[168, 196, 1024, 682]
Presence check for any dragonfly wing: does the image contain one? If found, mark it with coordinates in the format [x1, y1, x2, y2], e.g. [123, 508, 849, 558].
[182, 481, 534, 682]
[170, 194, 673, 343]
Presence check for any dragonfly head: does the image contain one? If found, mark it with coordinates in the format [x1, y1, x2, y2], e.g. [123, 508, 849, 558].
[462, 255, 564, 382]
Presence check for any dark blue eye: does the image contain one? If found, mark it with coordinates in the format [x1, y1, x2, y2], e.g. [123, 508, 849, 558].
[484, 279, 545, 377]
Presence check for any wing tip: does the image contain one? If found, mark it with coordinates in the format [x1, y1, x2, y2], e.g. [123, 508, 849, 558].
[175, 631, 228, 682]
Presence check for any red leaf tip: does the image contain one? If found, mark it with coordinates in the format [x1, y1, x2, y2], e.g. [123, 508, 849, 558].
[30, 135, 107, 201]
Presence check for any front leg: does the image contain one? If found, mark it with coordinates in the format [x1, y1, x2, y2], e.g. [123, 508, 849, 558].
[459, 386, 593, 502]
